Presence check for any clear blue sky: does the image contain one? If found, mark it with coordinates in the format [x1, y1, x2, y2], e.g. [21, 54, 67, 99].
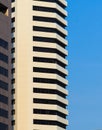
[66, 0, 102, 130]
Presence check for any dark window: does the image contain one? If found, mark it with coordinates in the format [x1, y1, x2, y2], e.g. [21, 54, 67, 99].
[0, 80, 8, 90]
[33, 26, 65, 38]
[0, 38, 8, 50]
[11, 58, 15, 63]
[11, 27, 15, 33]
[0, 66, 8, 77]
[11, 78, 15, 84]
[11, 48, 15, 53]
[0, 122, 8, 130]
[33, 0, 66, 9]
[11, 99, 15, 104]
[11, 37, 15, 43]
[33, 109, 66, 118]
[33, 88, 66, 98]
[33, 67, 66, 78]
[12, 0, 15, 2]
[0, 53, 8, 63]
[33, 78, 66, 88]
[11, 7, 15, 12]
[11, 17, 15, 22]
[11, 68, 15, 74]
[11, 89, 15, 94]
[0, 94, 8, 104]
[11, 120, 15, 126]
[0, 3, 8, 15]
[33, 119, 66, 129]
[33, 6, 65, 18]
[33, 16, 65, 28]
[33, 98, 66, 108]
[0, 108, 8, 118]
[33, 46, 66, 58]
[33, 57, 66, 68]
[33, 36, 65, 48]
[11, 109, 15, 115]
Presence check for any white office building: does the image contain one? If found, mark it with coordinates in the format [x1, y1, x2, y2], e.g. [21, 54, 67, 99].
[11, 0, 68, 130]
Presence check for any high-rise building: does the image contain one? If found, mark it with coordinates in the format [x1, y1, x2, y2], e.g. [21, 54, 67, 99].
[0, 1, 11, 130]
[11, 0, 68, 130]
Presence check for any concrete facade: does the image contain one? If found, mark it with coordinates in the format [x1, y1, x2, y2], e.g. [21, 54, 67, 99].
[11, 0, 68, 130]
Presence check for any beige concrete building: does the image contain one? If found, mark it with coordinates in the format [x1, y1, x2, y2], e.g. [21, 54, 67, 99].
[11, 0, 68, 130]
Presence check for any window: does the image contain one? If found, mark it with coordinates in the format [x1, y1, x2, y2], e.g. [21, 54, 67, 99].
[0, 109, 8, 118]
[33, 36, 65, 48]
[11, 89, 15, 94]
[33, 67, 66, 78]
[33, 26, 65, 38]
[0, 53, 8, 63]
[33, 78, 66, 88]
[33, 16, 65, 29]
[11, 48, 15, 53]
[11, 17, 15, 23]
[11, 7, 15, 13]
[33, 0, 66, 9]
[11, 99, 15, 105]
[33, 88, 66, 98]
[0, 38, 8, 50]
[0, 66, 8, 77]
[11, 78, 15, 84]
[0, 80, 8, 90]
[33, 98, 66, 108]
[33, 57, 66, 68]
[0, 122, 8, 130]
[11, 120, 15, 126]
[0, 94, 8, 104]
[11, 37, 15, 43]
[11, 109, 15, 115]
[33, 46, 66, 58]
[33, 109, 66, 118]
[11, 58, 15, 63]
[11, 27, 15, 33]
[0, 3, 8, 16]
[33, 119, 66, 129]
[33, 6, 65, 18]
[11, 68, 15, 74]
[12, 0, 15, 2]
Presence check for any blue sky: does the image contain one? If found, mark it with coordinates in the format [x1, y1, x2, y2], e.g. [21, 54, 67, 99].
[66, 0, 102, 130]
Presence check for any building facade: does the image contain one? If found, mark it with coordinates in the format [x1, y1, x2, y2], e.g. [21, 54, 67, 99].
[11, 0, 68, 130]
[0, 0, 11, 130]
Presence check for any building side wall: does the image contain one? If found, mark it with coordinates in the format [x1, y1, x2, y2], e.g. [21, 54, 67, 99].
[11, 0, 32, 129]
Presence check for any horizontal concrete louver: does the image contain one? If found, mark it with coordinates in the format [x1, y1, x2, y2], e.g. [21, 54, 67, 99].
[33, 0, 68, 130]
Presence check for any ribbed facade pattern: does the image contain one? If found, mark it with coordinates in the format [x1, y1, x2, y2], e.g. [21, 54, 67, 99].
[11, 0, 16, 128]
[33, 0, 68, 130]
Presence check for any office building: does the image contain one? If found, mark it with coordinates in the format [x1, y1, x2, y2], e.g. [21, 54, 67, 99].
[11, 0, 68, 130]
[0, 0, 11, 130]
